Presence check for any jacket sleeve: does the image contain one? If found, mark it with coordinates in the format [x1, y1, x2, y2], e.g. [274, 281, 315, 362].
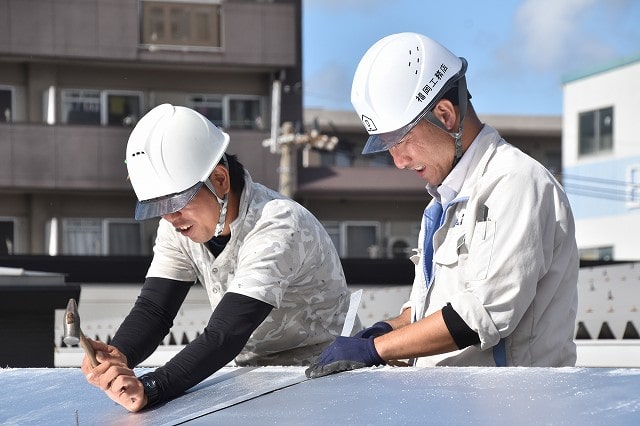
[135, 291, 273, 407]
[110, 277, 193, 368]
[447, 166, 561, 349]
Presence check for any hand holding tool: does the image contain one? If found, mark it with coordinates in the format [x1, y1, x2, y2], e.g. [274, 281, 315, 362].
[63, 298, 100, 368]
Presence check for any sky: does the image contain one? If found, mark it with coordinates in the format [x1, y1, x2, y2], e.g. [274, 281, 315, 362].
[302, 0, 640, 116]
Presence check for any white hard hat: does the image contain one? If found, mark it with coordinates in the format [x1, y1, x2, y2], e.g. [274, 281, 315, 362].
[351, 32, 468, 155]
[125, 104, 230, 220]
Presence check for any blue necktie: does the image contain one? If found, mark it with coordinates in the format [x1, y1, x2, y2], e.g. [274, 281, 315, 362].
[422, 201, 444, 287]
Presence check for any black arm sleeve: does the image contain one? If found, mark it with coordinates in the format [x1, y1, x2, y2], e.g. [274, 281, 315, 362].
[110, 277, 193, 368]
[441, 303, 481, 349]
[139, 292, 273, 407]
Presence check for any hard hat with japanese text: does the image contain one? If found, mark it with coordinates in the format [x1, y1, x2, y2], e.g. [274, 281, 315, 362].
[351, 32, 468, 154]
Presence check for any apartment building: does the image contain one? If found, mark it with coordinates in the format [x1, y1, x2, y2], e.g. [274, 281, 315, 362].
[0, 0, 563, 263]
[562, 53, 640, 261]
[0, 0, 301, 256]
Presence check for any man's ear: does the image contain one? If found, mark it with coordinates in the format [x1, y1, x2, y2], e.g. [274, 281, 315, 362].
[210, 165, 230, 196]
[432, 99, 458, 132]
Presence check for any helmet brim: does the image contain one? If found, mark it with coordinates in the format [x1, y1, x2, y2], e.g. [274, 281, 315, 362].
[134, 181, 203, 220]
[361, 104, 434, 155]
[361, 119, 418, 155]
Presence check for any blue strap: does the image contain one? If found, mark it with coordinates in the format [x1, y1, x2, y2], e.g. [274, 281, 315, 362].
[493, 339, 506, 367]
[422, 201, 444, 288]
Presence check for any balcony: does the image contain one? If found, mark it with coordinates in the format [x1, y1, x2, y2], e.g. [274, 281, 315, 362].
[0, 0, 297, 68]
[0, 123, 131, 191]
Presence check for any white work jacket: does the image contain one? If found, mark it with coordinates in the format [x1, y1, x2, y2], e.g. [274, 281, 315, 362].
[405, 125, 579, 367]
[147, 172, 352, 366]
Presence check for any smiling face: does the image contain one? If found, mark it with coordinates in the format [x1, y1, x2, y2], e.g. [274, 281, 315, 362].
[161, 185, 220, 243]
[161, 165, 232, 243]
[388, 118, 456, 186]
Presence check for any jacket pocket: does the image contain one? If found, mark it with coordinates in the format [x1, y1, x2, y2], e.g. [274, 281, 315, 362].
[464, 221, 496, 281]
[433, 226, 465, 267]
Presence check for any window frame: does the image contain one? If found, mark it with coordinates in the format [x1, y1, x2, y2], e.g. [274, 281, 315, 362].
[188, 94, 224, 127]
[61, 89, 143, 127]
[61, 89, 101, 125]
[340, 221, 381, 259]
[140, 0, 223, 50]
[101, 90, 144, 127]
[579, 246, 614, 262]
[0, 85, 14, 123]
[226, 95, 263, 130]
[0, 217, 17, 254]
[578, 106, 614, 157]
[61, 217, 144, 256]
[187, 93, 264, 130]
[102, 218, 145, 255]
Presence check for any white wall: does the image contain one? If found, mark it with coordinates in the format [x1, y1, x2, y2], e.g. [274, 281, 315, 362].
[563, 60, 640, 167]
[562, 58, 640, 260]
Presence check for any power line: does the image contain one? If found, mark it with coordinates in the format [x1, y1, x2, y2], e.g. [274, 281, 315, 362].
[560, 173, 633, 187]
[554, 172, 639, 203]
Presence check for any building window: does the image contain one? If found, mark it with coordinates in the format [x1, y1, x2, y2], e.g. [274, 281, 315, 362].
[578, 107, 613, 156]
[61, 90, 101, 125]
[342, 222, 381, 258]
[0, 217, 27, 254]
[322, 221, 383, 258]
[188, 94, 263, 130]
[141, 1, 222, 48]
[0, 219, 15, 255]
[228, 97, 262, 130]
[189, 95, 223, 127]
[579, 246, 613, 261]
[106, 92, 141, 126]
[62, 90, 142, 126]
[1, 86, 12, 122]
[104, 220, 143, 255]
[627, 165, 640, 209]
[62, 218, 143, 255]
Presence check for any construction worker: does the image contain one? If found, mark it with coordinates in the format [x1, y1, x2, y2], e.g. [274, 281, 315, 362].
[306, 32, 579, 378]
[81, 104, 356, 411]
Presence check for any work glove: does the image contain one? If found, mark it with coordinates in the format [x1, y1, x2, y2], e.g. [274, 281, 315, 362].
[352, 321, 393, 339]
[305, 336, 385, 379]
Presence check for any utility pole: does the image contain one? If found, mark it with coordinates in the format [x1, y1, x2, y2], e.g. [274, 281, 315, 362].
[262, 121, 339, 198]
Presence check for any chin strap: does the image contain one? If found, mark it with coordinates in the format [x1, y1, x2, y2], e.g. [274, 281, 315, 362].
[213, 192, 228, 238]
[205, 154, 229, 237]
[424, 75, 468, 169]
[450, 76, 468, 168]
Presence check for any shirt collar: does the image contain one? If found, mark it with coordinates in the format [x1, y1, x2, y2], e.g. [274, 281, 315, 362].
[426, 125, 484, 206]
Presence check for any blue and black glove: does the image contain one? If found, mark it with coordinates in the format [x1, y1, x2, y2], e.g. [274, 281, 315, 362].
[352, 321, 393, 339]
[305, 336, 385, 379]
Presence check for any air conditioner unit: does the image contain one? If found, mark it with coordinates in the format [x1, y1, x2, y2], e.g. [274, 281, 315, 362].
[387, 236, 413, 259]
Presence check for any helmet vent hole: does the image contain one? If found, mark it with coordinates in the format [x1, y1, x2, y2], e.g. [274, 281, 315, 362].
[131, 151, 146, 157]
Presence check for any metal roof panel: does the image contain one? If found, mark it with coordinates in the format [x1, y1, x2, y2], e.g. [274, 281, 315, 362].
[1, 366, 640, 424]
